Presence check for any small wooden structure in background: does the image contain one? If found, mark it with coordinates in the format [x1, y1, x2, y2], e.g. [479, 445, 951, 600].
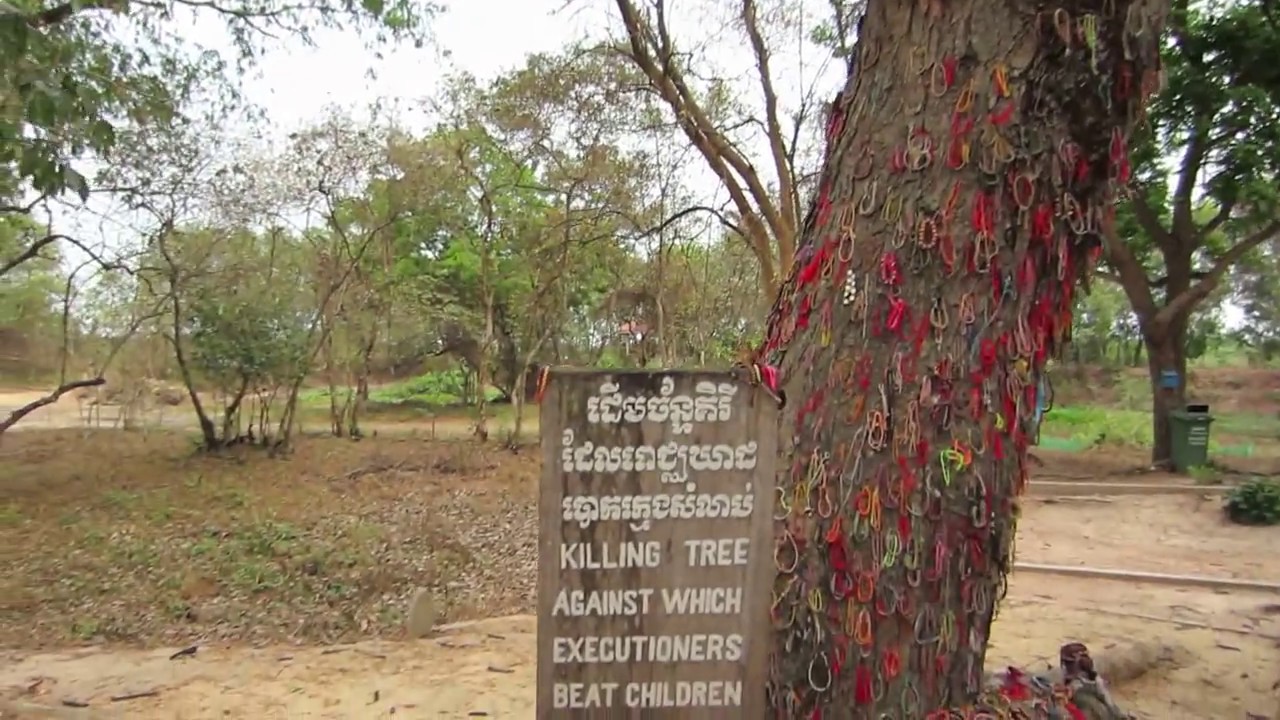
[537, 368, 777, 718]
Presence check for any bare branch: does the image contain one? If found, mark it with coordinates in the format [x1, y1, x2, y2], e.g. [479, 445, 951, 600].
[1153, 220, 1280, 328]
[638, 203, 743, 239]
[1100, 212, 1159, 324]
[610, 0, 796, 297]
[739, 0, 798, 259]
[0, 378, 106, 434]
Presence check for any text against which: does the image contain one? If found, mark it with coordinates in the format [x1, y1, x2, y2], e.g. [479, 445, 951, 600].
[551, 586, 744, 617]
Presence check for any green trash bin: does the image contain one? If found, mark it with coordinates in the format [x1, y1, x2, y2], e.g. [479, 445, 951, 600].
[1169, 403, 1213, 472]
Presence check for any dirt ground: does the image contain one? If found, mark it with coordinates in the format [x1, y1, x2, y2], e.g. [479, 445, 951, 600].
[0, 579, 1276, 720]
[2, 575, 1277, 719]
[2, 385, 1280, 719]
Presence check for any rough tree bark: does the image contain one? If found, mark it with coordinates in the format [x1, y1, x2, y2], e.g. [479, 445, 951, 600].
[754, 0, 1168, 715]
[1143, 313, 1187, 464]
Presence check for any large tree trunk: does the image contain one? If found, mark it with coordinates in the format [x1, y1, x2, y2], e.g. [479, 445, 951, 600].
[756, 1, 1168, 715]
[1144, 314, 1188, 466]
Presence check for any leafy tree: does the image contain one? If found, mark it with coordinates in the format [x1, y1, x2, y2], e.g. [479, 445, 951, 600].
[183, 228, 312, 444]
[1231, 236, 1280, 359]
[0, 213, 61, 329]
[1103, 0, 1280, 462]
[0, 0, 437, 435]
[1068, 283, 1140, 366]
[389, 59, 649, 441]
[0, 0, 435, 203]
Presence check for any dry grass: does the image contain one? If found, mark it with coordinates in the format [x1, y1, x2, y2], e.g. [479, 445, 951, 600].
[1, 403, 1275, 654]
[0, 430, 540, 649]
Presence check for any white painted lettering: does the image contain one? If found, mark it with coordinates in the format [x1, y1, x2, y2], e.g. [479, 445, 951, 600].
[560, 541, 661, 571]
[660, 586, 743, 615]
[683, 537, 749, 567]
[560, 485, 755, 531]
[551, 634, 743, 664]
[552, 682, 619, 708]
[624, 681, 743, 708]
[552, 588, 655, 617]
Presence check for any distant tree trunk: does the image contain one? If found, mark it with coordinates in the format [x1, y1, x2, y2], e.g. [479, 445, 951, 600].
[1143, 314, 1188, 465]
[322, 325, 345, 438]
[350, 328, 378, 438]
[757, 1, 1167, 715]
[509, 336, 552, 446]
[166, 292, 218, 450]
[220, 376, 250, 441]
[510, 366, 529, 445]
[274, 377, 306, 453]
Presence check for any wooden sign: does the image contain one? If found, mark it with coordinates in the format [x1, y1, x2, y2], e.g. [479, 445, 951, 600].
[537, 369, 777, 718]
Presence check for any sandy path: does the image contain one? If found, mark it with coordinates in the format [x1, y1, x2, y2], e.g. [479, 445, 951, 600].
[2, 574, 1278, 720]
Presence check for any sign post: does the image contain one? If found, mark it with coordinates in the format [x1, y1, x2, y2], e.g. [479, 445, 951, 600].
[537, 369, 777, 718]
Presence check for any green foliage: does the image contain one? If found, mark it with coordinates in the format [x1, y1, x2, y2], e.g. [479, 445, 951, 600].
[1065, 0, 1280, 461]
[1232, 237, 1280, 357]
[0, 0, 436, 204]
[1095, 0, 1280, 371]
[1039, 404, 1280, 451]
[301, 371, 503, 409]
[1068, 284, 1139, 366]
[1160, 1, 1280, 224]
[187, 294, 310, 391]
[135, 222, 316, 403]
[1140, 0, 1280, 245]
[1041, 406, 1153, 446]
[381, 57, 656, 389]
[0, 213, 61, 328]
[1224, 477, 1280, 526]
[368, 371, 471, 406]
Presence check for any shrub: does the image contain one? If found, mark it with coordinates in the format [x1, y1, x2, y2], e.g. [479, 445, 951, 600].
[1224, 478, 1280, 526]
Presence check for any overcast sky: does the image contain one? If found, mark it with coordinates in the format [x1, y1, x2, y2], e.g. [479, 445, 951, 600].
[241, 0, 599, 134]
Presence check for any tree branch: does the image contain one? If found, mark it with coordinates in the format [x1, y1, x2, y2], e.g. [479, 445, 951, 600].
[24, 0, 126, 27]
[610, 0, 792, 297]
[1152, 220, 1280, 328]
[1, 231, 131, 279]
[740, 0, 798, 270]
[640, 204, 743, 239]
[826, 0, 860, 75]
[1171, 121, 1210, 242]
[0, 378, 105, 435]
[0, 233, 64, 278]
[1198, 198, 1235, 241]
[1151, 271, 1208, 289]
[1129, 189, 1177, 254]
[1101, 214, 1160, 324]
